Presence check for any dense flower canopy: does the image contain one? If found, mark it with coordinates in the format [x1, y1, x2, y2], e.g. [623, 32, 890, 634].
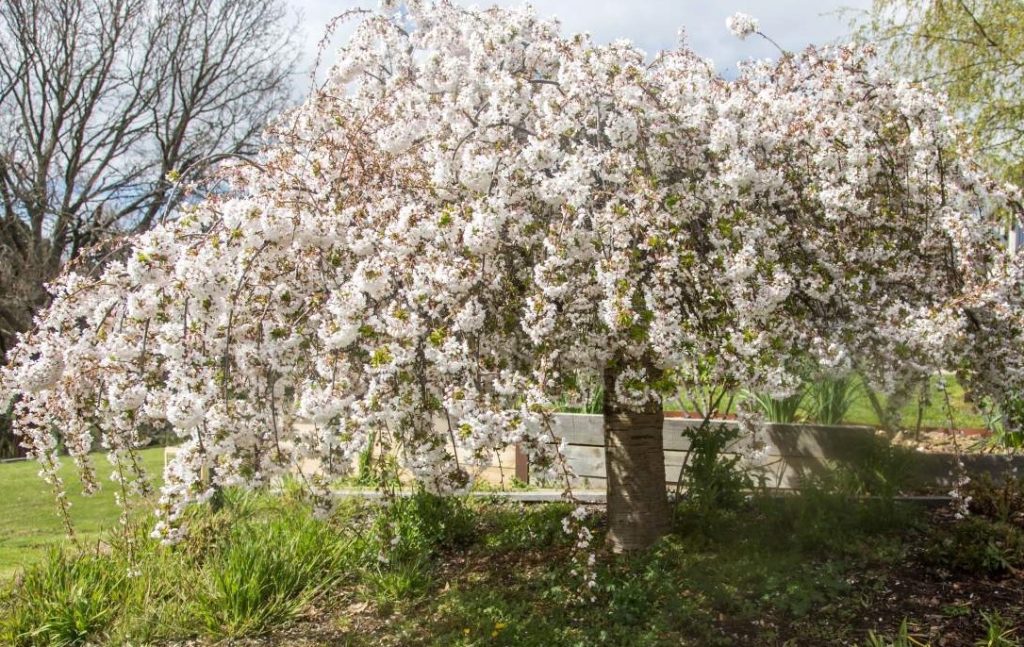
[2, 1, 1023, 540]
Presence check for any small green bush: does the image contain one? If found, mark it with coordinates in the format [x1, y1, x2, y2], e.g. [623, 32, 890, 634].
[921, 517, 1024, 576]
[801, 438, 914, 502]
[361, 491, 476, 563]
[966, 474, 1024, 524]
[676, 422, 754, 514]
[354, 491, 476, 605]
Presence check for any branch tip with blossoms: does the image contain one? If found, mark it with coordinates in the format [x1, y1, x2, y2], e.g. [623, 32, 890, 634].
[725, 12, 759, 40]
[725, 11, 787, 55]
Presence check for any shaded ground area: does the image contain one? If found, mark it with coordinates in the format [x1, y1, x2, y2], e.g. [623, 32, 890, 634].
[202, 503, 1023, 647]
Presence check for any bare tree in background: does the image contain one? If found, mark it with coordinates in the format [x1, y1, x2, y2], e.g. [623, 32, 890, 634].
[0, 0, 300, 359]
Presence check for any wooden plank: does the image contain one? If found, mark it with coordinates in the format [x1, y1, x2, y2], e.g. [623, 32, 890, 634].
[570, 475, 607, 490]
[563, 445, 603, 462]
[515, 444, 530, 483]
[906, 453, 1024, 488]
[564, 451, 1024, 491]
[472, 465, 518, 485]
[552, 414, 604, 446]
[550, 414, 881, 459]
[302, 415, 1024, 492]
[566, 455, 605, 479]
[563, 446, 701, 482]
[566, 458, 802, 490]
[764, 424, 879, 461]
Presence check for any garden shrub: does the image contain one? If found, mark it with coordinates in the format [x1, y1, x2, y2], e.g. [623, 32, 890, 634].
[362, 491, 476, 561]
[966, 474, 1024, 525]
[352, 491, 476, 606]
[676, 422, 755, 514]
[922, 517, 1024, 576]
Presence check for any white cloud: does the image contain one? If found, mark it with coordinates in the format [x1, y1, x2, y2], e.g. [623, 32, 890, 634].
[288, 0, 872, 89]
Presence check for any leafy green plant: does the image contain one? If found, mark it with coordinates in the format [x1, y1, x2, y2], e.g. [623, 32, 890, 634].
[760, 481, 917, 555]
[755, 440, 919, 554]
[749, 389, 806, 423]
[674, 379, 735, 419]
[364, 491, 476, 561]
[922, 517, 1024, 576]
[809, 374, 862, 425]
[557, 371, 604, 414]
[351, 432, 405, 490]
[676, 422, 754, 513]
[803, 439, 913, 502]
[965, 474, 1024, 524]
[351, 491, 477, 607]
[977, 610, 1019, 647]
[983, 397, 1024, 451]
[355, 430, 377, 485]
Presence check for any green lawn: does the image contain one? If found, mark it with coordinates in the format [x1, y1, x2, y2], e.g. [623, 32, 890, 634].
[843, 375, 987, 429]
[0, 447, 165, 578]
[669, 375, 987, 429]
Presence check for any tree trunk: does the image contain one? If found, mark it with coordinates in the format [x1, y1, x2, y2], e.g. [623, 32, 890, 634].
[603, 367, 671, 552]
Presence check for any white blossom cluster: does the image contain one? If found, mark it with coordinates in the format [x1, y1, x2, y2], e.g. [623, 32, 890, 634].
[725, 12, 759, 40]
[1, 2, 1023, 543]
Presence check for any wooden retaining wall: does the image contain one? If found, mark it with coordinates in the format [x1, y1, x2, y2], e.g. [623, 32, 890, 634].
[280, 416, 1024, 492]
[542, 414, 1024, 491]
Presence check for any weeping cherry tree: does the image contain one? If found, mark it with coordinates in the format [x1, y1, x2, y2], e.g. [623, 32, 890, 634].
[2, 4, 1024, 552]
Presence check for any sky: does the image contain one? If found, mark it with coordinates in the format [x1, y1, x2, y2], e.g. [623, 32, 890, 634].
[287, 0, 874, 88]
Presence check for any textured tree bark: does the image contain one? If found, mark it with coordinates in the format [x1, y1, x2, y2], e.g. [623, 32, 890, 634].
[603, 367, 671, 552]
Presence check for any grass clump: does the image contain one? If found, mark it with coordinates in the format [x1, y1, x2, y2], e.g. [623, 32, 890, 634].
[809, 374, 862, 425]
[189, 509, 352, 638]
[0, 489, 356, 645]
[749, 389, 806, 423]
[0, 549, 125, 646]
[477, 499, 572, 552]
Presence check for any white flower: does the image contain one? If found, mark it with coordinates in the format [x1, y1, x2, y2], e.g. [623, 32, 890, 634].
[726, 12, 759, 40]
